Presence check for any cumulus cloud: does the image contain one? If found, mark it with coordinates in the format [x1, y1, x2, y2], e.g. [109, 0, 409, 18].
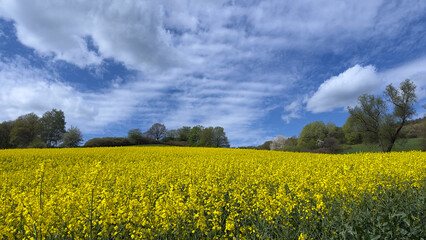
[306, 65, 381, 113]
[306, 59, 426, 114]
[0, 0, 181, 70]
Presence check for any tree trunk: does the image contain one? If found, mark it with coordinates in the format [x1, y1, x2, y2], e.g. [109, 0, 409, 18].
[385, 121, 405, 152]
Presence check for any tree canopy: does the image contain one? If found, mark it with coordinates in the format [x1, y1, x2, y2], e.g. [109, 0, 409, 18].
[348, 79, 417, 152]
[145, 123, 167, 141]
[61, 126, 83, 147]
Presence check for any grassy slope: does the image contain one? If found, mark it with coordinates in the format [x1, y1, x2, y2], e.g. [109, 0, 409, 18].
[341, 138, 423, 154]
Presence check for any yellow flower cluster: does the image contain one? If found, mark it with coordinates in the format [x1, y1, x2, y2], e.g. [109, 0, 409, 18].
[0, 147, 424, 239]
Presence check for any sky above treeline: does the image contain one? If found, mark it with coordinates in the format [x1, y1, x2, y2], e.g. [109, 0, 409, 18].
[0, 0, 425, 146]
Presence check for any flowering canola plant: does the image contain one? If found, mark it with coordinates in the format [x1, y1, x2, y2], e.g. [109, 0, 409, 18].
[0, 147, 424, 239]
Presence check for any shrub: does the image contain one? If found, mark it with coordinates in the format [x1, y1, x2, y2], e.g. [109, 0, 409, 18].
[84, 137, 132, 147]
[164, 140, 188, 146]
[28, 138, 47, 148]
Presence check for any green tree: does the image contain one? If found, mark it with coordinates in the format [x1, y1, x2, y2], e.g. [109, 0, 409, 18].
[177, 126, 191, 141]
[128, 128, 144, 144]
[9, 113, 41, 148]
[0, 121, 14, 149]
[61, 126, 83, 147]
[298, 121, 328, 150]
[188, 125, 203, 146]
[145, 123, 167, 141]
[199, 127, 215, 147]
[348, 79, 417, 152]
[213, 126, 230, 148]
[257, 140, 272, 150]
[326, 122, 345, 143]
[40, 109, 66, 147]
[198, 126, 230, 148]
[342, 115, 363, 144]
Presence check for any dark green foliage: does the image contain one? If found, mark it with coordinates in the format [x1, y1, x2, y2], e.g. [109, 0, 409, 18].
[343, 115, 364, 144]
[326, 123, 345, 144]
[257, 140, 272, 150]
[348, 79, 417, 152]
[298, 121, 328, 150]
[9, 113, 41, 148]
[198, 126, 230, 148]
[177, 126, 191, 141]
[84, 137, 133, 147]
[28, 138, 47, 148]
[188, 125, 203, 146]
[127, 128, 150, 145]
[61, 126, 83, 147]
[400, 117, 425, 138]
[341, 138, 423, 154]
[0, 121, 14, 149]
[163, 140, 188, 146]
[199, 127, 215, 147]
[40, 109, 66, 147]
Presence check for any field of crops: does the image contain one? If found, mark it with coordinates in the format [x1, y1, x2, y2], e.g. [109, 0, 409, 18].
[0, 147, 424, 239]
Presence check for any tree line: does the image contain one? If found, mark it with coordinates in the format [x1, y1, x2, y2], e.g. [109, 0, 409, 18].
[84, 123, 230, 148]
[0, 109, 83, 149]
[257, 79, 425, 153]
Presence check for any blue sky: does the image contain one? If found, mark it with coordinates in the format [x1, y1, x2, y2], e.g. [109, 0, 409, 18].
[0, 0, 425, 146]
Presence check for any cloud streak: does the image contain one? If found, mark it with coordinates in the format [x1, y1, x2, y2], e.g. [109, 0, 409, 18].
[1, 0, 426, 145]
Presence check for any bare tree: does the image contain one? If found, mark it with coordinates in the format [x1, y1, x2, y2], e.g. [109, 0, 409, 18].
[145, 123, 167, 141]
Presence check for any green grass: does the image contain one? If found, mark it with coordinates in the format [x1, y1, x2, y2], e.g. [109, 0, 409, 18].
[341, 138, 424, 154]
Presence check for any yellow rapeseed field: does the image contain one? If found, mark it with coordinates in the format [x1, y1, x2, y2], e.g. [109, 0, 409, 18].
[0, 147, 424, 239]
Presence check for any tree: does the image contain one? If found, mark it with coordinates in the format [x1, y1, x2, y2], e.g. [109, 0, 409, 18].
[342, 115, 363, 144]
[166, 129, 179, 139]
[188, 125, 203, 146]
[257, 140, 272, 150]
[298, 121, 328, 150]
[348, 79, 417, 152]
[128, 128, 144, 144]
[199, 127, 215, 147]
[198, 126, 230, 147]
[145, 123, 167, 141]
[61, 126, 83, 147]
[177, 126, 191, 141]
[213, 126, 230, 148]
[0, 121, 14, 149]
[9, 113, 42, 148]
[326, 122, 345, 143]
[40, 109, 66, 147]
[270, 135, 287, 150]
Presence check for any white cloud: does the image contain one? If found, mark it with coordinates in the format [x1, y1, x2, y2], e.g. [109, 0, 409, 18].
[1, 0, 425, 71]
[306, 59, 426, 114]
[281, 98, 305, 123]
[0, 57, 166, 134]
[306, 65, 381, 113]
[382, 57, 426, 99]
[1, 1, 426, 145]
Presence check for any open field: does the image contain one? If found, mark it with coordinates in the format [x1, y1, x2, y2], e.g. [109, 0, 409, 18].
[341, 138, 424, 154]
[0, 147, 425, 239]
